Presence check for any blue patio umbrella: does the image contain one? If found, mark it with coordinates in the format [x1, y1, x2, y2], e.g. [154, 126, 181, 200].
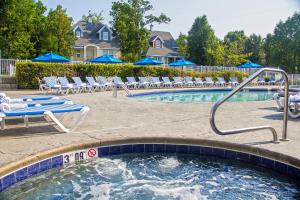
[169, 59, 195, 67]
[32, 52, 70, 63]
[237, 61, 262, 68]
[89, 55, 122, 64]
[134, 57, 163, 66]
[169, 59, 195, 75]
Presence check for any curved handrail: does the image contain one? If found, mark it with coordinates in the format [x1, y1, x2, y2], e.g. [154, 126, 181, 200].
[210, 68, 289, 143]
[112, 83, 132, 97]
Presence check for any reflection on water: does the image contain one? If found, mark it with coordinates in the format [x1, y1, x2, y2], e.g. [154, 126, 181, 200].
[135, 90, 275, 103]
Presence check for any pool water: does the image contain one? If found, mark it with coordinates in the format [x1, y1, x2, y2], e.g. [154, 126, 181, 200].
[2, 154, 299, 200]
[133, 90, 275, 103]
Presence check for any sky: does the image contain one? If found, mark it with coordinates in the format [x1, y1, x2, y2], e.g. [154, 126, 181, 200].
[41, 0, 300, 39]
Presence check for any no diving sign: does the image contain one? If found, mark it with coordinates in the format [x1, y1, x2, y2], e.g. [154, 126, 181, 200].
[63, 148, 98, 165]
[87, 148, 97, 158]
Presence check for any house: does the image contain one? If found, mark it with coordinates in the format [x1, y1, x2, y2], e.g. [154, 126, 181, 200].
[145, 31, 181, 64]
[71, 20, 121, 62]
[72, 20, 181, 64]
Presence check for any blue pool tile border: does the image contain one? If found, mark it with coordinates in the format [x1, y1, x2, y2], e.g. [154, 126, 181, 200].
[130, 88, 277, 98]
[1, 144, 300, 192]
[0, 155, 64, 192]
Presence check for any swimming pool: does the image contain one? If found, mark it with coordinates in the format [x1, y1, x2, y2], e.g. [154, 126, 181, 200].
[2, 153, 299, 199]
[132, 89, 275, 103]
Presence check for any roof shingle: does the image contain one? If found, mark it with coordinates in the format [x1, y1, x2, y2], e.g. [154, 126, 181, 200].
[73, 20, 120, 49]
[146, 31, 180, 57]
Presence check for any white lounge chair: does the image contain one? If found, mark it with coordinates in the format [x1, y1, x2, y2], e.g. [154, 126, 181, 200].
[1, 94, 55, 103]
[150, 77, 162, 88]
[0, 103, 89, 132]
[173, 77, 184, 87]
[273, 90, 297, 110]
[0, 93, 71, 108]
[184, 77, 194, 87]
[194, 78, 204, 87]
[162, 77, 173, 88]
[58, 77, 81, 94]
[86, 77, 103, 91]
[112, 77, 125, 87]
[269, 77, 278, 85]
[216, 77, 226, 86]
[96, 76, 113, 90]
[288, 95, 300, 119]
[257, 77, 266, 85]
[229, 77, 239, 86]
[204, 77, 214, 86]
[126, 77, 139, 89]
[72, 77, 93, 93]
[273, 90, 300, 118]
[41, 77, 65, 94]
[138, 77, 150, 88]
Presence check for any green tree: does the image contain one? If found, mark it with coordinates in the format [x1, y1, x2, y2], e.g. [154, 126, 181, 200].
[224, 31, 247, 53]
[110, 0, 171, 62]
[265, 12, 300, 73]
[187, 15, 224, 65]
[176, 33, 188, 58]
[41, 5, 76, 57]
[245, 34, 265, 64]
[82, 10, 104, 24]
[0, 0, 46, 59]
[223, 31, 249, 66]
[263, 33, 273, 66]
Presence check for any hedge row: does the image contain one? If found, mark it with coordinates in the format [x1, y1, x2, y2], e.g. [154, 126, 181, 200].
[16, 62, 248, 89]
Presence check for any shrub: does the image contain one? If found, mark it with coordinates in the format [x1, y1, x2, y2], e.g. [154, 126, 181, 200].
[16, 62, 248, 89]
[264, 77, 270, 82]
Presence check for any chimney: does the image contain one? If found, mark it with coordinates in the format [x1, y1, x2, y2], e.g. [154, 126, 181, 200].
[150, 24, 154, 31]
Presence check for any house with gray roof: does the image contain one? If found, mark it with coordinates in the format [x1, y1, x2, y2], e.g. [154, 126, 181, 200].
[146, 31, 181, 64]
[72, 20, 121, 62]
[72, 20, 181, 64]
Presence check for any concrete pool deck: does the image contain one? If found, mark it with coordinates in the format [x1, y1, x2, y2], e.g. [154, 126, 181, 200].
[0, 88, 299, 169]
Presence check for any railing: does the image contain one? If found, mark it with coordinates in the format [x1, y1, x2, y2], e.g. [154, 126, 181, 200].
[0, 59, 30, 76]
[0, 59, 16, 76]
[289, 74, 300, 86]
[185, 65, 265, 75]
[112, 84, 132, 97]
[210, 68, 289, 143]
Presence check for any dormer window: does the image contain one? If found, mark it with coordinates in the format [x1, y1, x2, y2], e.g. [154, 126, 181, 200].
[76, 30, 82, 38]
[97, 25, 112, 41]
[155, 40, 162, 48]
[151, 36, 164, 48]
[103, 32, 109, 41]
[74, 26, 83, 38]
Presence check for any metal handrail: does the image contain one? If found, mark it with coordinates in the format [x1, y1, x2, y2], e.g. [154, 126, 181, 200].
[113, 84, 132, 97]
[210, 68, 289, 143]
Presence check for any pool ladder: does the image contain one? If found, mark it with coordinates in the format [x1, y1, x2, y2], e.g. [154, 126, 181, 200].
[113, 84, 132, 97]
[210, 68, 289, 143]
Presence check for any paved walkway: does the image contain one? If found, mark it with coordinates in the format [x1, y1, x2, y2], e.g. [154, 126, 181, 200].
[0, 88, 299, 167]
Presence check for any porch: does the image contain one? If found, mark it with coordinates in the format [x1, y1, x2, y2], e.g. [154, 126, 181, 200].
[72, 45, 119, 62]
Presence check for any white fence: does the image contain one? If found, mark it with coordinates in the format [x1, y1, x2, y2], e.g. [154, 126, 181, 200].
[0, 59, 299, 85]
[0, 59, 30, 76]
[288, 74, 300, 86]
[185, 65, 260, 75]
[0, 59, 17, 76]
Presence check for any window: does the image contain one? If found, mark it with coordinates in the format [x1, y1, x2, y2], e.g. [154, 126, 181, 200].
[76, 30, 81, 38]
[155, 39, 162, 48]
[103, 49, 116, 56]
[75, 50, 81, 58]
[103, 32, 109, 41]
[103, 49, 109, 55]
